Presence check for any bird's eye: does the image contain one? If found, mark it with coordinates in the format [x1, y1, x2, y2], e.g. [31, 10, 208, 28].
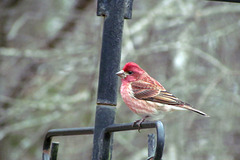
[128, 71, 133, 74]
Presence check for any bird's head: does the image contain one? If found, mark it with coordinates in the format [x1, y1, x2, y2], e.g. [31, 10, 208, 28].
[116, 62, 145, 82]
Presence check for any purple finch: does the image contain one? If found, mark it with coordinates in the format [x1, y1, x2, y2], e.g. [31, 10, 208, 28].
[116, 62, 209, 127]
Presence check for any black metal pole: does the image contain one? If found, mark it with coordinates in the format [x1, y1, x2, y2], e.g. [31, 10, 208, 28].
[93, 0, 133, 159]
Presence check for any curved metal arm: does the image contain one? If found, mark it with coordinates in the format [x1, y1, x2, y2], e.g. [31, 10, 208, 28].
[42, 127, 94, 160]
[99, 121, 165, 160]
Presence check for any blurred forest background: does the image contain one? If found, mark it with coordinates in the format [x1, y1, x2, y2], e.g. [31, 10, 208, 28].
[0, 0, 240, 160]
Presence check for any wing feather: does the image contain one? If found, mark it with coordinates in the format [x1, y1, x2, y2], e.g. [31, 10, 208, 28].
[143, 91, 187, 106]
[131, 81, 160, 99]
[131, 81, 187, 106]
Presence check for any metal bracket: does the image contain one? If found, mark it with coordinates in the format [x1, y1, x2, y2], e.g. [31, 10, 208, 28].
[42, 127, 94, 160]
[98, 121, 165, 160]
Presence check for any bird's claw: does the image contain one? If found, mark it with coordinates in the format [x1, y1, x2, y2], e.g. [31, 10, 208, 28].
[133, 120, 141, 132]
[133, 118, 146, 132]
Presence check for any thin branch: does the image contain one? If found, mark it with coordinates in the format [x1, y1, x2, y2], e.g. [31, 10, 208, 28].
[42, 0, 94, 49]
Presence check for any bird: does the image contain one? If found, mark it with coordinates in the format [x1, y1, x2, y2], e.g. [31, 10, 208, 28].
[116, 62, 209, 129]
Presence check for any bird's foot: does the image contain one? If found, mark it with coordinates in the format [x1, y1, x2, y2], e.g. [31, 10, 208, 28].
[133, 118, 146, 132]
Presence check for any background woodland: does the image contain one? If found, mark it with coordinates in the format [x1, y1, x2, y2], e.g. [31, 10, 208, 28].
[0, 0, 240, 160]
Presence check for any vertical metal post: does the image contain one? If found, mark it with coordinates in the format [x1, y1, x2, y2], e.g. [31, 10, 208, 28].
[50, 142, 59, 160]
[148, 134, 155, 159]
[93, 0, 133, 159]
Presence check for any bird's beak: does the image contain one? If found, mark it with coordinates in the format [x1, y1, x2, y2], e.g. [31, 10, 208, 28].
[116, 70, 126, 79]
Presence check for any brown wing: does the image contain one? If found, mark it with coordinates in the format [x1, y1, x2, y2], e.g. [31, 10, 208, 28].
[131, 81, 187, 106]
[131, 80, 160, 99]
[142, 91, 187, 106]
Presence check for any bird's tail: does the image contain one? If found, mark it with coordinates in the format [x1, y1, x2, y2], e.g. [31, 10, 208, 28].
[182, 104, 209, 117]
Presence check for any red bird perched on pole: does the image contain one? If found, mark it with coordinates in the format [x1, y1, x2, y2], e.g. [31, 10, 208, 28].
[116, 62, 209, 128]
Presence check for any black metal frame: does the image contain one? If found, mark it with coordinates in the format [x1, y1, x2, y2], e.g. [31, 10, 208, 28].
[42, 121, 164, 160]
